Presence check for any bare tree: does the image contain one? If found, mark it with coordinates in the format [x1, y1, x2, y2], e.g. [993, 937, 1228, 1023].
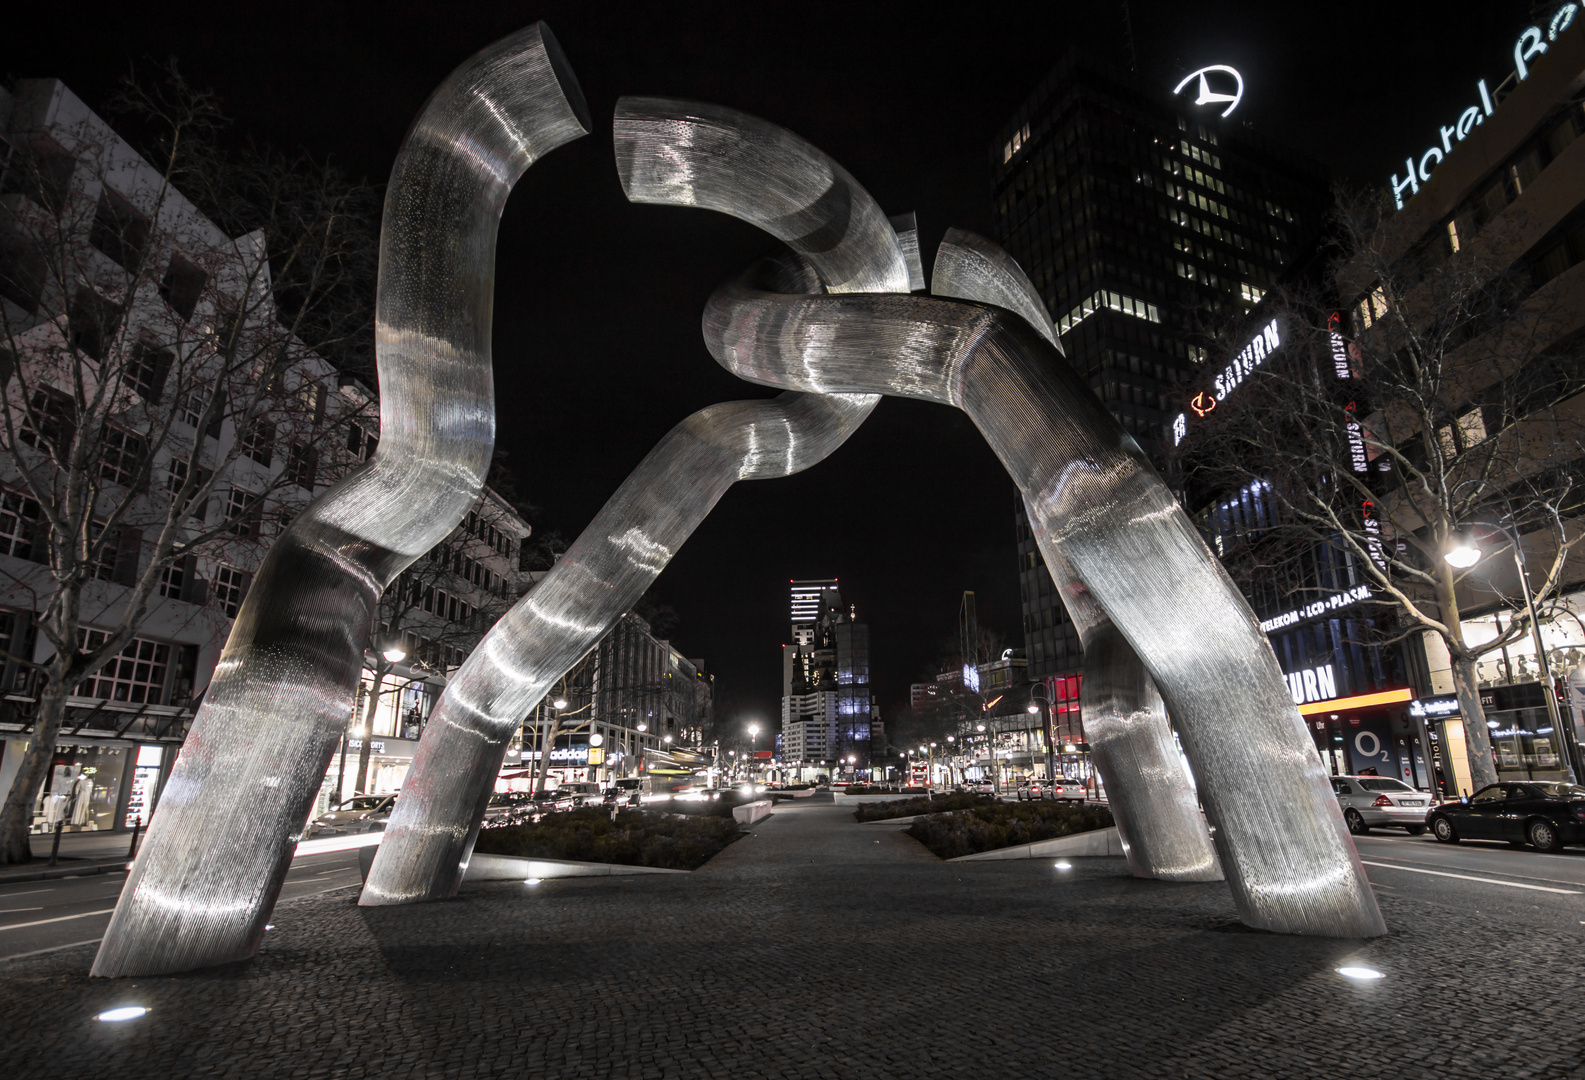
[344, 531, 519, 796]
[0, 66, 377, 862]
[1177, 189, 1585, 792]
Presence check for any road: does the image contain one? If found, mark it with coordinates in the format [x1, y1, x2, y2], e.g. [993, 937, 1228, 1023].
[1352, 828, 1585, 931]
[0, 846, 363, 962]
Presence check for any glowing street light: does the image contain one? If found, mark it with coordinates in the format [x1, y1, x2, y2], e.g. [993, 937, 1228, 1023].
[1445, 522, 1579, 782]
[551, 697, 569, 710]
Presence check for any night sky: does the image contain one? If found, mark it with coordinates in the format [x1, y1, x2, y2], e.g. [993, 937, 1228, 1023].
[3, 0, 1535, 729]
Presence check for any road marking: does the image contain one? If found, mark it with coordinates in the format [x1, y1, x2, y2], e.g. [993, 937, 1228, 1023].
[0, 937, 103, 962]
[1361, 861, 1582, 894]
[0, 908, 116, 931]
[0, 888, 53, 897]
[0, 907, 43, 913]
[1361, 851, 1585, 887]
[313, 867, 357, 876]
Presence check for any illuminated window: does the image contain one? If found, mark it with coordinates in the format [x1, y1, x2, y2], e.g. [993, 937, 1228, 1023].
[1445, 219, 1461, 254]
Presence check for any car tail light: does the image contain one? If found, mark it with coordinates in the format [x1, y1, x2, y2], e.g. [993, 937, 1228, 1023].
[1371, 795, 1392, 807]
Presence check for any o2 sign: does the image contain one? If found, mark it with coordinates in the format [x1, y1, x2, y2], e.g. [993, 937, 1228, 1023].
[1390, 3, 1579, 209]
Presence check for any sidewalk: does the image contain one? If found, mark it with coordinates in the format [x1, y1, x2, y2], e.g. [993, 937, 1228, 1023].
[3, 793, 1583, 1079]
[0, 830, 139, 884]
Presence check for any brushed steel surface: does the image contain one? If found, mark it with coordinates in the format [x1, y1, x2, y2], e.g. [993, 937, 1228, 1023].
[701, 265, 1385, 937]
[91, 24, 591, 976]
[1036, 533, 1222, 882]
[934, 230, 1217, 883]
[361, 100, 907, 905]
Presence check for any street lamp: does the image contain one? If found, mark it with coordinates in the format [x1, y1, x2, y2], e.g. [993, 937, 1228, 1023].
[552, 696, 569, 710]
[1445, 523, 1580, 784]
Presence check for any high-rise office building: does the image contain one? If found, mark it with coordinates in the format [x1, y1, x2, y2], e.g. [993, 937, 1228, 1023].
[780, 579, 875, 774]
[993, 51, 1332, 681]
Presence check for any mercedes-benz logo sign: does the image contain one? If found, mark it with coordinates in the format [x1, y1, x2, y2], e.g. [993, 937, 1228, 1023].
[1172, 65, 1244, 118]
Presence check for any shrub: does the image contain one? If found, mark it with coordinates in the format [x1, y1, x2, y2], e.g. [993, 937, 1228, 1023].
[851, 791, 995, 822]
[474, 807, 743, 870]
[907, 801, 1114, 859]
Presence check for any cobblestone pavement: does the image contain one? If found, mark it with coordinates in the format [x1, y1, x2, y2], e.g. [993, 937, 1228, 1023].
[4, 798, 1583, 1079]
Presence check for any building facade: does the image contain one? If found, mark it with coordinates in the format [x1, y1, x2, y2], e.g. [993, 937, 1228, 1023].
[1185, 4, 1585, 795]
[779, 579, 875, 777]
[991, 52, 1333, 684]
[0, 78, 535, 833]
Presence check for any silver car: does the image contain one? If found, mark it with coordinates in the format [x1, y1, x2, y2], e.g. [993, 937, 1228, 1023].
[1331, 776, 1432, 835]
[309, 794, 395, 836]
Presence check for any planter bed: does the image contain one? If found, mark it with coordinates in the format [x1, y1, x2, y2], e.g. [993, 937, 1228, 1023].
[906, 801, 1115, 860]
[851, 791, 998, 822]
[474, 806, 744, 871]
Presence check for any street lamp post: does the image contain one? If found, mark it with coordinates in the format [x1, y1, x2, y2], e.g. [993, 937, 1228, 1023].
[747, 722, 760, 781]
[1446, 524, 1580, 784]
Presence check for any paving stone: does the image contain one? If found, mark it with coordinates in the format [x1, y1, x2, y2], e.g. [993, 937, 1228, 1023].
[3, 799, 1581, 1078]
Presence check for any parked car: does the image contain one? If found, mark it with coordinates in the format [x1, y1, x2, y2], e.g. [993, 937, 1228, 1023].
[965, 780, 995, 795]
[309, 794, 395, 836]
[556, 782, 603, 807]
[1428, 781, 1585, 851]
[1331, 775, 1433, 835]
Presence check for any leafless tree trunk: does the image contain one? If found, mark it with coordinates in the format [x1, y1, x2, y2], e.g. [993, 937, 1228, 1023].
[0, 64, 377, 862]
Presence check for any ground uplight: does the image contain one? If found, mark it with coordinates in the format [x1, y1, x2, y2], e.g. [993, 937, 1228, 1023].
[1053, 861, 1072, 871]
[1337, 966, 1384, 980]
[524, 877, 542, 886]
[95, 1006, 149, 1022]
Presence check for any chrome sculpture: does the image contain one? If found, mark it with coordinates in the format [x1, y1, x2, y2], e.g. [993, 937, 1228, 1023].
[933, 230, 1220, 884]
[698, 243, 1386, 937]
[91, 24, 592, 977]
[360, 99, 913, 905]
[95, 21, 1384, 962]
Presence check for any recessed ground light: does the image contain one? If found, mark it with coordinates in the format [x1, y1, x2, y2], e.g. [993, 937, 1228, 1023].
[524, 878, 542, 886]
[1337, 966, 1384, 980]
[265, 924, 275, 931]
[95, 1006, 149, 1022]
[1054, 861, 1073, 870]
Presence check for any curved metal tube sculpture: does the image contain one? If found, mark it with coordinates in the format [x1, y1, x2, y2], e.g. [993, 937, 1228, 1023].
[91, 25, 591, 977]
[700, 260, 1385, 937]
[1034, 534, 1222, 882]
[933, 230, 1220, 883]
[360, 98, 910, 905]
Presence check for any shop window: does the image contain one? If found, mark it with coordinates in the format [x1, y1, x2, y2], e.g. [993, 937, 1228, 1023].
[75, 630, 171, 704]
[40, 744, 129, 833]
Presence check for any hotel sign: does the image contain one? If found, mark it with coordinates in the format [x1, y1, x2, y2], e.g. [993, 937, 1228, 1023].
[1390, 4, 1579, 208]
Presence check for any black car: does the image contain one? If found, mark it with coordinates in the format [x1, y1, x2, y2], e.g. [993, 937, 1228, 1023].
[1427, 782, 1585, 852]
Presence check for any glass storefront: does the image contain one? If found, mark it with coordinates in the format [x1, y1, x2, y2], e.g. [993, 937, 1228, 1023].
[34, 743, 129, 832]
